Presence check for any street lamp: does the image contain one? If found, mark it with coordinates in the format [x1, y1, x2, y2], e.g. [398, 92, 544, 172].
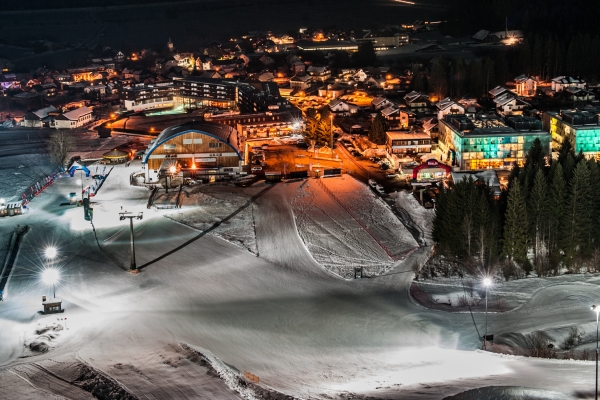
[592, 305, 600, 400]
[166, 165, 177, 193]
[482, 277, 492, 350]
[45, 246, 57, 259]
[42, 268, 59, 298]
[119, 211, 143, 271]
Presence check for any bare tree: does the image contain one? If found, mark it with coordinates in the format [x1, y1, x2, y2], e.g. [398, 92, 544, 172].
[47, 129, 74, 169]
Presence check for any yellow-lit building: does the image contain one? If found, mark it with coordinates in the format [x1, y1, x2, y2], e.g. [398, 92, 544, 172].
[142, 122, 242, 183]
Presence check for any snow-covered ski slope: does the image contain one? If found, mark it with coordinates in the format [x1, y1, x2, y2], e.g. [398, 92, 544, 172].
[0, 162, 598, 399]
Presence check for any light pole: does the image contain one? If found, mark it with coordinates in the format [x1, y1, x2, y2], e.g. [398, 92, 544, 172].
[483, 277, 492, 350]
[42, 268, 59, 298]
[593, 305, 600, 400]
[166, 165, 177, 193]
[119, 211, 143, 271]
[43, 247, 58, 297]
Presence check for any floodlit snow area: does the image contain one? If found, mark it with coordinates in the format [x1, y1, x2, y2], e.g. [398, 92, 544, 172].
[414, 273, 600, 312]
[2, 163, 600, 399]
[166, 184, 265, 255]
[389, 190, 435, 245]
[287, 177, 417, 278]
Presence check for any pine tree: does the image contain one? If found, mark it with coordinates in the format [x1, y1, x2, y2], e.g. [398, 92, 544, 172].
[503, 179, 529, 266]
[473, 188, 493, 270]
[429, 60, 449, 100]
[368, 113, 387, 145]
[528, 168, 549, 273]
[547, 162, 567, 273]
[561, 161, 594, 268]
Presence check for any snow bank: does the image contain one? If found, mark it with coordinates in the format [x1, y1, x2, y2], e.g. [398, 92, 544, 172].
[443, 385, 571, 400]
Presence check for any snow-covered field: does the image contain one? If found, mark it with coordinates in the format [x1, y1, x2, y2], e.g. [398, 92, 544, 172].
[1, 160, 600, 399]
[287, 177, 417, 278]
[166, 184, 266, 255]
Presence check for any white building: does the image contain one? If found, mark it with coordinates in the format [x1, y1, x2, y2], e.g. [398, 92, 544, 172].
[551, 76, 586, 92]
[53, 106, 93, 129]
[435, 97, 465, 121]
[514, 75, 538, 97]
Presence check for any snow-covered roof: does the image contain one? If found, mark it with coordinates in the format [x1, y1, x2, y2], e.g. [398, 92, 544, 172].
[62, 106, 92, 121]
[452, 170, 500, 189]
[371, 96, 389, 106]
[381, 106, 399, 117]
[488, 86, 509, 98]
[552, 76, 585, 84]
[472, 30, 489, 41]
[32, 106, 57, 119]
[144, 122, 240, 164]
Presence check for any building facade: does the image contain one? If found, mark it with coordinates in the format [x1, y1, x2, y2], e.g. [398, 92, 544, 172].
[142, 122, 242, 183]
[173, 76, 238, 109]
[438, 114, 551, 170]
[120, 82, 174, 111]
[543, 110, 600, 157]
[53, 106, 93, 129]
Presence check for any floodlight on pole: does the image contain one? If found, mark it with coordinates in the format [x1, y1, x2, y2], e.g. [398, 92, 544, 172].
[483, 277, 492, 350]
[45, 246, 57, 260]
[119, 211, 143, 271]
[592, 305, 600, 400]
[42, 268, 59, 298]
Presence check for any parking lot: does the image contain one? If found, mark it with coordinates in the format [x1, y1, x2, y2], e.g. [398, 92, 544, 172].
[249, 139, 413, 194]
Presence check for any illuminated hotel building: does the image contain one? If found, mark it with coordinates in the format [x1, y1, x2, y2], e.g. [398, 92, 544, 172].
[543, 110, 600, 158]
[173, 76, 238, 109]
[438, 114, 550, 170]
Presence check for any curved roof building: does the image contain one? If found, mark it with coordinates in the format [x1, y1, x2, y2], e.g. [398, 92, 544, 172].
[142, 121, 243, 183]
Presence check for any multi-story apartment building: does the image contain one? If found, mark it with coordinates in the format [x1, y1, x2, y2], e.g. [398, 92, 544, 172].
[543, 109, 600, 157]
[172, 76, 238, 109]
[438, 114, 550, 170]
[120, 82, 174, 111]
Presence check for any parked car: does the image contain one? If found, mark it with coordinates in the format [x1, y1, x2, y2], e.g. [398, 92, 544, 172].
[386, 172, 398, 179]
[375, 184, 385, 194]
[380, 163, 390, 170]
[351, 150, 361, 157]
[251, 166, 263, 172]
[368, 179, 377, 188]
[370, 157, 381, 163]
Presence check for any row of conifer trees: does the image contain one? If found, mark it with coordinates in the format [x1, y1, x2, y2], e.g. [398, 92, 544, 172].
[432, 138, 600, 279]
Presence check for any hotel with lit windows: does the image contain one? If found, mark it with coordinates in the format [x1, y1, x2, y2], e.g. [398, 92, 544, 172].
[542, 109, 600, 158]
[438, 114, 551, 170]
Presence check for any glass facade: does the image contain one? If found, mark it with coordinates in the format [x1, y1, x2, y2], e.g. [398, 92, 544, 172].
[439, 120, 551, 171]
[545, 114, 600, 157]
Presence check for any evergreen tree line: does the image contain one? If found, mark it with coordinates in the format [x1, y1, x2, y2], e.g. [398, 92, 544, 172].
[412, 56, 504, 99]
[517, 34, 600, 82]
[444, 0, 600, 40]
[433, 138, 600, 280]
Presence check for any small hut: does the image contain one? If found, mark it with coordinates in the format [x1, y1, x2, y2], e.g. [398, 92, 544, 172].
[103, 148, 128, 164]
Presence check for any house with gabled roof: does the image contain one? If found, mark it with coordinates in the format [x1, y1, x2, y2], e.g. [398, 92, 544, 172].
[290, 74, 312, 90]
[380, 106, 411, 129]
[371, 96, 393, 110]
[435, 97, 465, 121]
[53, 106, 93, 129]
[404, 91, 430, 113]
[551, 76, 586, 92]
[494, 93, 529, 115]
[514, 75, 538, 97]
[21, 106, 58, 128]
[328, 98, 356, 116]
